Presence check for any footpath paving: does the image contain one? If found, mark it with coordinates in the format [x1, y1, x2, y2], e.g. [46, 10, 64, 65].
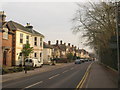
[1, 63, 73, 83]
[83, 62, 118, 88]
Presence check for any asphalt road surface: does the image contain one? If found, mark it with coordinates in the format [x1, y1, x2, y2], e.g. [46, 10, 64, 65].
[2, 62, 92, 89]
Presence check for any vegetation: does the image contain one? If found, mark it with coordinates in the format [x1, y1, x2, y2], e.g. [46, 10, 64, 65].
[72, 2, 117, 70]
[66, 53, 73, 60]
[2, 66, 35, 75]
[21, 43, 33, 65]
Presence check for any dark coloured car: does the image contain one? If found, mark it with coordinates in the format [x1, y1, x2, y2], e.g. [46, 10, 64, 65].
[85, 59, 89, 62]
[75, 59, 81, 64]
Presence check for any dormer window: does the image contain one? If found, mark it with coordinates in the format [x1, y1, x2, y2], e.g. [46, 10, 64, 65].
[3, 28, 8, 39]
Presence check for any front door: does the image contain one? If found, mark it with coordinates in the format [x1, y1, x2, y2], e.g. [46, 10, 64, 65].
[3, 50, 7, 65]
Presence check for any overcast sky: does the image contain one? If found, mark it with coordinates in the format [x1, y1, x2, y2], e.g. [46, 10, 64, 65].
[1, 1, 96, 52]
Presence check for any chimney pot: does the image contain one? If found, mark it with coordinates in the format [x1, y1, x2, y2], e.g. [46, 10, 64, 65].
[0, 11, 6, 23]
[25, 23, 33, 29]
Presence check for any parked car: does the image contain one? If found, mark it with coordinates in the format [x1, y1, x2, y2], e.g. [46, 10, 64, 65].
[25, 58, 42, 67]
[84, 59, 89, 62]
[43, 60, 52, 65]
[80, 58, 85, 63]
[75, 59, 81, 64]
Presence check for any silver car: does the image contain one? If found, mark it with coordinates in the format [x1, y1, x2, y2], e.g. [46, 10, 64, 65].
[75, 59, 81, 64]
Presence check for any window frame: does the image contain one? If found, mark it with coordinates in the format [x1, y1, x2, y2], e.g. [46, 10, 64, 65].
[34, 37, 37, 46]
[20, 33, 23, 44]
[26, 35, 29, 44]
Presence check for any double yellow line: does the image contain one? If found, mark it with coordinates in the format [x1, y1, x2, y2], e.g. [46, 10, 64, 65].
[76, 62, 93, 89]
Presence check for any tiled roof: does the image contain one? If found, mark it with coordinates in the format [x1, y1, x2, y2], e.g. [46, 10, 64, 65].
[7, 21, 44, 37]
[43, 42, 53, 49]
[51, 44, 66, 51]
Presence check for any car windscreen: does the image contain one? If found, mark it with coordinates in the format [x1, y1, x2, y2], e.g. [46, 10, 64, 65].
[76, 59, 80, 61]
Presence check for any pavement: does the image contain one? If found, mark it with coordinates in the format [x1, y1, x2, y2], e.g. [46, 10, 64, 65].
[1, 63, 74, 83]
[83, 61, 118, 88]
[2, 62, 92, 88]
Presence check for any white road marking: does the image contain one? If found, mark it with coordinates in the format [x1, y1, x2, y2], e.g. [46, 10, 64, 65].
[62, 70, 69, 73]
[25, 81, 43, 88]
[49, 74, 60, 79]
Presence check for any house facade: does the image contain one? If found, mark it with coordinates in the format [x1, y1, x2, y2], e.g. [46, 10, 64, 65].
[43, 41, 54, 64]
[0, 11, 14, 66]
[8, 21, 44, 66]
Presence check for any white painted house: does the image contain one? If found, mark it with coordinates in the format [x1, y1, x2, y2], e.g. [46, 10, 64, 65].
[8, 21, 44, 66]
[43, 41, 54, 64]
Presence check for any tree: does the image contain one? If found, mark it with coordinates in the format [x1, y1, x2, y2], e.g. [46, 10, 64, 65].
[72, 1, 118, 70]
[72, 1, 115, 55]
[21, 43, 33, 65]
[66, 53, 73, 60]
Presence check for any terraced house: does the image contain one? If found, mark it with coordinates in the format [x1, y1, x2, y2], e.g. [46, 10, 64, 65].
[7, 21, 44, 66]
[43, 41, 54, 64]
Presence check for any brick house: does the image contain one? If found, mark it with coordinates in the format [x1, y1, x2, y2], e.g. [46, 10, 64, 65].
[0, 11, 14, 67]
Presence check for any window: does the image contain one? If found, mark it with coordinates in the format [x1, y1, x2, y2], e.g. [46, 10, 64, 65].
[19, 53, 22, 56]
[40, 53, 42, 57]
[34, 53, 37, 58]
[40, 37, 42, 47]
[3, 28, 8, 39]
[34, 37, 37, 46]
[20, 33, 23, 43]
[26, 35, 29, 44]
[40, 53, 42, 61]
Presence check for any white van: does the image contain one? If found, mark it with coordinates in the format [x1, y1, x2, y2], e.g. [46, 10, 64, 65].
[25, 58, 42, 67]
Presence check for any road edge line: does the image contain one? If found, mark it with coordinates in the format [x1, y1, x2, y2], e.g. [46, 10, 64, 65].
[76, 62, 94, 89]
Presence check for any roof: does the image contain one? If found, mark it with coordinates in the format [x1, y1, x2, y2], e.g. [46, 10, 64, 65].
[58, 44, 66, 51]
[7, 21, 44, 37]
[51, 44, 66, 51]
[43, 42, 53, 49]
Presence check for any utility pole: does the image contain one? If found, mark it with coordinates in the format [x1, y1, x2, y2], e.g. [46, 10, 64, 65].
[115, 1, 120, 89]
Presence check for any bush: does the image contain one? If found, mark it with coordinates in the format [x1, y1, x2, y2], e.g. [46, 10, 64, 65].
[2, 67, 25, 74]
[24, 66, 34, 71]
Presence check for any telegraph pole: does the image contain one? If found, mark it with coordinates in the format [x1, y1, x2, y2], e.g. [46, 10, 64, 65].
[115, 1, 120, 89]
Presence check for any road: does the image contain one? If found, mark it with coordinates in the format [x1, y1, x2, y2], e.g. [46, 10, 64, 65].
[2, 62, 92, 89]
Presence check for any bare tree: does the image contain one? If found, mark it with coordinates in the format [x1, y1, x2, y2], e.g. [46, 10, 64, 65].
[72, 2, 116, 52]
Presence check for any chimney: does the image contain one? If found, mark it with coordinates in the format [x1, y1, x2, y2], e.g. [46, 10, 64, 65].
[64, 43, 66, 46]
[68, 43, 70, 46]
[56, 40, 59, 45]
[60, 40, 62, 45]
[48, 41, 51, 45]
[25, 23, 33, 29]
[72, 45, 74, 48]
[74, 46, 76, 51]
[0, 11, 6, 23]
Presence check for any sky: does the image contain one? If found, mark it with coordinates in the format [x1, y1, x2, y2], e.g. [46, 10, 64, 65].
[0, 1, 97, 53]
